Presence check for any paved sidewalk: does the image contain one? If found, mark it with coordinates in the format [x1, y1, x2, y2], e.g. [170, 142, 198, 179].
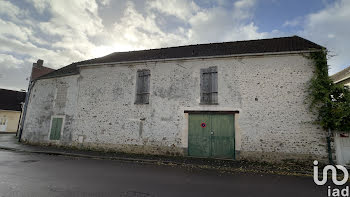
[0, 133, 315, 177]
[0, 134, 164, 163]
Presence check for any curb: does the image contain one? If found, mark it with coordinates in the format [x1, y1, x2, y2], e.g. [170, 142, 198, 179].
[0, 145, 163, 164]
[0, 132, 16, 134]
[0, 145, 316, 177]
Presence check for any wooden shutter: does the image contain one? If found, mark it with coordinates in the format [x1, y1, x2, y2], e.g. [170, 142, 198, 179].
[142, 69, 150, 104]
[200, 66, 218, 104]
[135, 69, 150, 104]
[209, 66, 218, 104]
[50, 117, 62, 140]
[55, 118, 63, 140]
[200, 68, 210, 104]
[135, 70, 143, 104]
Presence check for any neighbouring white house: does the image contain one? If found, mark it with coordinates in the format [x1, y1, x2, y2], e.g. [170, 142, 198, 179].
[21, 36, 331, 163]
[331, 66, 350, 87]
[331, 66, 350, 166]
[0, 89, 26, 132]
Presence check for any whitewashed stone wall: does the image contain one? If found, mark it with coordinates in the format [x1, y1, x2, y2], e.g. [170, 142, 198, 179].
[22, 76, 79, 144]
[22, 53, 328, 162]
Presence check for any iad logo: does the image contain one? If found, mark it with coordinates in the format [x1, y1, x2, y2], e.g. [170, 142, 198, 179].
[313, 160, 349, 197]
[313, 160, 349, 185]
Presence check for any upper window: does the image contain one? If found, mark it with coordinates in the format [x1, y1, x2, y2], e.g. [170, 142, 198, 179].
[200, 66, 218, 104]
[135, 69, 150, 104]
[55, 84, 68, 108]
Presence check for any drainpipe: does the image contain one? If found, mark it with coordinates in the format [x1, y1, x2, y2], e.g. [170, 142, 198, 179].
[15, 103, 24, 137]
[326, 127, 334, 165]
[18, 81, 35, 142]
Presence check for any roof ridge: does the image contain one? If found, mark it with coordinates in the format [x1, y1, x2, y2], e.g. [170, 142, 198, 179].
[37, 35, 324, 80]
[100, 35, 307, 56]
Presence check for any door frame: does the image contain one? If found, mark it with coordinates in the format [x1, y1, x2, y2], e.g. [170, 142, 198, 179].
[186, 111, 238, 159]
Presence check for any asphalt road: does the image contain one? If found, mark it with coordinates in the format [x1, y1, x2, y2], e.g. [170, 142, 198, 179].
[0, 149, 329, 197]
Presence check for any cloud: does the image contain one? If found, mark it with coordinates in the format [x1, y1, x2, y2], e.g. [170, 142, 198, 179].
[0, 19, 33, 41]
[0, 54, 30, 90]
[109, 1, 189, 50]
[0, 54, 24, 69]
[0, 0, 277, 90]
[0, 1, 21, 19]
[300, 0, 350, 74]
[29, 0, 105, 66]
[187, 1, 266, 43]
[146, 0, 266, 43]
[233, 0, 256, 20]
[26, 0, 49, 14]
[283, 17, 303, 27]
[100, 0, 111, 6]
[0, 0, 107, 90]
[147, 0, 200, 20]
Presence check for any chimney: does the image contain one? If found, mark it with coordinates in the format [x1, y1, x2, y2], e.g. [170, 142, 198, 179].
[29, 59, 55, 82]
[37, 59, 44, 67]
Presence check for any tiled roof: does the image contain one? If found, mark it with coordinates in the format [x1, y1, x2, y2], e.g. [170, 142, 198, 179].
[38, 36, 324, 80]
[330, 66, 350, 84]
[0, 89, 26, 111]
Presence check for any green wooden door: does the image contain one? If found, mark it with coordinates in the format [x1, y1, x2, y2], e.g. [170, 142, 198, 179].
[50, 117, 63, 140]
[188, 113, 235, 159]
[211, 114, 235, 158]
[188, 114, 211, 157]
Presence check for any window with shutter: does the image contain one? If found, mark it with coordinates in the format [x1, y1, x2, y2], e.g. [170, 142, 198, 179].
[135, 69, 150, 104]
[200, 66, 218, 104]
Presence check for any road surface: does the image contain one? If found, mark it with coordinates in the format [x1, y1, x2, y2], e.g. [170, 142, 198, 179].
[0, 149, 328, 197]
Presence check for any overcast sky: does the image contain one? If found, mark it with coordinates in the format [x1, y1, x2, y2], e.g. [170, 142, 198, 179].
[0, 0, 349, 91]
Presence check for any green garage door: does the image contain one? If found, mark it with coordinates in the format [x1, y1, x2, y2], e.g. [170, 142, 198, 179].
[188, 113, 235, 159]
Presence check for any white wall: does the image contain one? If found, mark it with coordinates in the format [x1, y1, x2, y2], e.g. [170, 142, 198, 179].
[22, 53, 328, 162]
[22, 75, 79, 144]
[0, 110, 21, 132]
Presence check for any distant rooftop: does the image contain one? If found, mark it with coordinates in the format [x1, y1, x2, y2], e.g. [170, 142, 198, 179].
[331, 66, 350, 85]
[0, 89, 26, 111]
[38, 35, 324, 80]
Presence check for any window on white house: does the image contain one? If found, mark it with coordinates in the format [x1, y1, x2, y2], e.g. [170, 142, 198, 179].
[0, 117, 6, 125]
[135, 69, 150, 104]
[200, 66, 218, 104]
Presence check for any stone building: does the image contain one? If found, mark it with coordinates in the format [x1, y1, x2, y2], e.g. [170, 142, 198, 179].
[21, 36, 329, 163]
[16, 59, 55, 136]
